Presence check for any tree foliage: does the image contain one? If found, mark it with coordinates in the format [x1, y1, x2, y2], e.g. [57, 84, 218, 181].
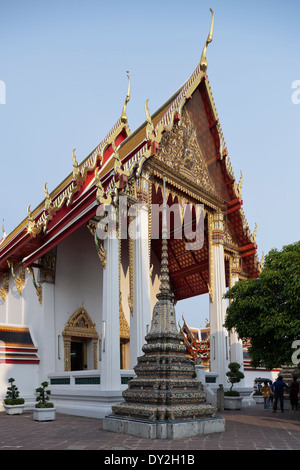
[224, 241, 300, 369]
[226, 362, 245, 392]
[35, 381, 54, 408]
[4, 377, 25, 405]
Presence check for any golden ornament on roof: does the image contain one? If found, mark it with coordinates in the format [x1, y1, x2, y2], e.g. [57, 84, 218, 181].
[200, 7, 214, 73]
[121, 72, 131, 124]
[145, 99, 154, 139]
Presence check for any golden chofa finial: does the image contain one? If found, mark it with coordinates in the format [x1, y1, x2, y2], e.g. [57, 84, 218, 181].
[44, 183, 52, 211]
[1, 219, 6, 245]
[27, 206, 35, 234]
[72, 148, 78, 167]
[121, 72, 131, 124]
[145, 99, 154, 139]
[95, 168, 105, 204]
[237, 171, 243, 197]
[72, 148, 80, 179]
[200, 7, 214, 73]
[253, 223, 257, 243]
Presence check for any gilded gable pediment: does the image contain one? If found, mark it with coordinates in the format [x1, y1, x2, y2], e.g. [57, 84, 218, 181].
[63, 304, 98, 338]
[155, 107, 215, 194]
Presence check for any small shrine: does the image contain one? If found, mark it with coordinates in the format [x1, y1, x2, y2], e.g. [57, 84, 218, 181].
[103, 178, 225, 438]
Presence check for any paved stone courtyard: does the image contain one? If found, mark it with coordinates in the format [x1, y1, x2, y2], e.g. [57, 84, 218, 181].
[0, 404, 299, 452]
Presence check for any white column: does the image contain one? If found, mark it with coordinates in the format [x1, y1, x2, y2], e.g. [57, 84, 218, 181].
[209, 212, 229, 387]
[39, 282, 56, 382]
[229, 267, 245, 386]
[129, 203, 151, 369]
[101, 234, 120, 390]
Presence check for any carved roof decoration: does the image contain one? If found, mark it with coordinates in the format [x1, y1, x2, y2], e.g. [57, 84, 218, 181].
[119, 303, 130, 340]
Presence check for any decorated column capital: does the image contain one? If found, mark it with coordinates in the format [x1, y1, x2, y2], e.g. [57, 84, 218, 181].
[212, 210, 225, 245]
[231, 254, 241, 279]
[136, 172, 150, 204]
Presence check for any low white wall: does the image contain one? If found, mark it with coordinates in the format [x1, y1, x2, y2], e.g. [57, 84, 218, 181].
[0, 363, 39, 410]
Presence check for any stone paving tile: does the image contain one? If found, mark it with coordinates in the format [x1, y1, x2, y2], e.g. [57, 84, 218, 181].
[0, 405, 299, 452]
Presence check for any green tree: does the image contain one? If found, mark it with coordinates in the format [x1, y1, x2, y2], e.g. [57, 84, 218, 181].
[226, 362, 245, 395]
[224, 241, 300, 369]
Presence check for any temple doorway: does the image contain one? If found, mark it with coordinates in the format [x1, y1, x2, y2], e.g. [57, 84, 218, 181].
[62, 304, 99, 371]
[120, 338, 130, 369]
[71, 339, 87, 371]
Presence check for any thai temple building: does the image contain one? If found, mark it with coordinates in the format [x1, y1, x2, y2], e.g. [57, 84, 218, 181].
[0, 9, 266, 418]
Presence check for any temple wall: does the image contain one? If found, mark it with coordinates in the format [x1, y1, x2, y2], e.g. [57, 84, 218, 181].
[53, 224, 103, 372]
[0, 269, 41, 403]
[120, 239, 130, 323]
[120, 238, 130, 368]
[0, 284, 7, 324]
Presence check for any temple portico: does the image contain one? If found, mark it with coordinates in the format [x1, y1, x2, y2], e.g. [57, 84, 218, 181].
[0, 9, 263, 418]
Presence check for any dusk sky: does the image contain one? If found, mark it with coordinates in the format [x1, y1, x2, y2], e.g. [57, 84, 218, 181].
[0, 0, 299, 327]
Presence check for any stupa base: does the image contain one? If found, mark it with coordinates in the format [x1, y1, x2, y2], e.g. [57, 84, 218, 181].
[103, 415, 225, 439]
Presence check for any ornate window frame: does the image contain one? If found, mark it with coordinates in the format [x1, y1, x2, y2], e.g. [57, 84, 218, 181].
[62, 304, 99, 371]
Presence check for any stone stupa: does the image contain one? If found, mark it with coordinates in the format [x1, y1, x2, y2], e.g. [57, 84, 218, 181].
[103, 177, 225, 439]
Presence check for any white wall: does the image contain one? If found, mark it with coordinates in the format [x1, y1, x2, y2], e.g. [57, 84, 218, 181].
[0, 267, 42, 402]
[0, 223, 104, 403]
[54, 224, 103, 372]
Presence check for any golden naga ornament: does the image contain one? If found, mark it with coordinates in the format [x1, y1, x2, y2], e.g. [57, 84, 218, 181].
[44, 183, 52, 211]
[42, 183, 56, 232]
[26, 205, 42, 237]
[112, 141, 122, 174]
[0, 273, 9, 301]
[200, 7, 214, 73]
[7, 260, 25, 296]
[145, 99, 154, 139]
[237, 171, 243, 197]
[27, 266, 43, 305]
[95, 168, 105, 204]
[87, 221, 107, 269]
[71, 148, 85, 185]
[121, 72, 131, 124]
[72, 148, 80, 180]
[1, 218, 6, 243]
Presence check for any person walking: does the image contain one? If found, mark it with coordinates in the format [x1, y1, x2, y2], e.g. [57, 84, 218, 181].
[272, 375, 289, 413]
[289, 376, 299, 413]
[262, 381, 271, 410]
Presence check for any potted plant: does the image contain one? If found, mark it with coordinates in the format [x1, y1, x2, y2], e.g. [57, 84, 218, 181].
[33, 381, 56, 421]
[252, 378, 266, 404]
[224, 362, 245, 410]
[3, 377, 25, 415]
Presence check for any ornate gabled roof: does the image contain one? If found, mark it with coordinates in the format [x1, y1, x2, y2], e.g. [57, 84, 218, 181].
[0, 8, 262, 281]
[0, 93, 131, 272]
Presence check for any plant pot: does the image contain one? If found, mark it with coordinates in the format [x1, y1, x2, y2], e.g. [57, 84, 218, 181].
[253, 395, 264, 404]
[3, 404, 25, 415]
[224, 396, 243, 410]
[33, 407, 56, 421]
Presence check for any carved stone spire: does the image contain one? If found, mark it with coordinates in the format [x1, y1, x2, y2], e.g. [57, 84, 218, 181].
[157, 176, 172, 299]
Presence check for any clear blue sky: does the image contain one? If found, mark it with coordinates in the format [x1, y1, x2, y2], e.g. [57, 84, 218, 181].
[0, 0, 299, 327]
